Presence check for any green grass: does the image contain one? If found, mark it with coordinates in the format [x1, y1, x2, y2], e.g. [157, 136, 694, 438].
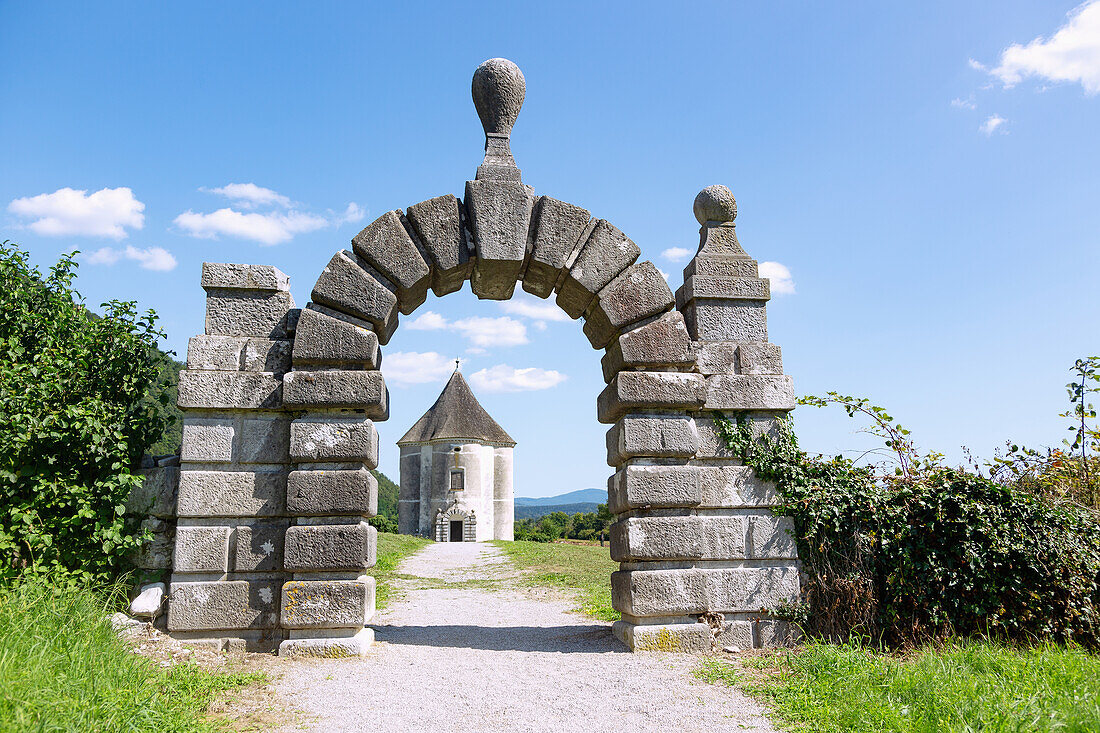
[695, 641, 1100, 732]
[492, 539, 619, 621]
[368, 532, 432, 609]
[0, 573, 264, 732]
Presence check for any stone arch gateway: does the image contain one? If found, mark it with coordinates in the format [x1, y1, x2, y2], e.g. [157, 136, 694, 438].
[169, 58, 800, 656]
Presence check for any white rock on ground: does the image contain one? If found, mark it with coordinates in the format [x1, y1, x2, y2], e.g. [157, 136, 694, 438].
[272, 542, 774, 733]
[130, 582, 166, 618]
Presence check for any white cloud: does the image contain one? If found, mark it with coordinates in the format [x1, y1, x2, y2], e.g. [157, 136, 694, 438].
[986, 1, 1100, 94]
[660, 246, 692, 262]
[337, 202, 365, 225]
[498, 293, 570, 322]
[201, 183, 291, 209]
[980, 114, 1007, 136]
[468, 364, 566, 393]
[452, 316, 528, 348]
[85, 246, 122, 265]
[9, 187, 144, 239]
[407, 311, 448, 330]
[83, 245, 177, 271]
[758, 261, 796, 295]
[174, 208, 329, 245]
[968, 58, 987, 72]
[951, 97, 977, 110]
[382, 351, 460, 386]
[658, 267, 670, 281]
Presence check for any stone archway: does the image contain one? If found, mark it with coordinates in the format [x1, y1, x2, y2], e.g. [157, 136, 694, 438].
[170, 59, 800, 657]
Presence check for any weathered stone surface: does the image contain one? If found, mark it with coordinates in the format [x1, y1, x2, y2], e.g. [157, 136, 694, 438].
[281, 578, 375, 629]
[205, 288, 296, 339]
[597, 372, 705, 424]
[472, 57, 525, 137]
[291, 306, 380, 368]
[607, 465, 701, 514]
[130, 518, 174, 569]
[682, 300, 768, 342]
[278, 627, 374, 658]
[233, 520, 288, 571]
[611, 565, 800, 617]
[694, 341, 738, 375]
[523, 197, 590, 298]
[405, 195, 470, 297]
[613, 619, 754, 653]
[310, 251, 398, 344]
[600, 311, 694, 383]
[611, 516, 745, 561]
[174, 525, 231, 572]
[696, 464, 777, 508]
[606, 415, 700, 466]
[239, 417, 290, 464]
[748, 515, 797, 559]
[757, 618, 799, 647]
[202, 263, 289, 292]
[283, 370, 388, 417]
[737, 342, 783, 375]
[242, 339, 291, 374]
[186, 335, 245, 371]
[683, 255, 759, 279]
[290, 418, 378, 464]
[176, 470, 286, 517]
[583, 261, 674, 348]
[287, 468, 378, 516]
[168, 580, 281, 631]
[351, 210, 431, 314]
[129, 466, 179, 517]
[130, 583, 166, 619]
[284, 523, 376, 571]
[177, 371, 281, 410]
[694, 185, 738, 225]
[557, 220, 640, 318]
[704, 375, 796, 411]
[180, 417, 235, 463]
[679, 275, 769, 302]
[465, 179, 534, 300]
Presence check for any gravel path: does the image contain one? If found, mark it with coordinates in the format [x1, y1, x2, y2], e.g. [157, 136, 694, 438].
[273, 542, 774, 732]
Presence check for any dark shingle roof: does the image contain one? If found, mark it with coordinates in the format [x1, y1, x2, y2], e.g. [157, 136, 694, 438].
[397, 370, 515, 446]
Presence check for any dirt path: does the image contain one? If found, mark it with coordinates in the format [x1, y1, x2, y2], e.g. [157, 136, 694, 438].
[273, 542, 774, 732]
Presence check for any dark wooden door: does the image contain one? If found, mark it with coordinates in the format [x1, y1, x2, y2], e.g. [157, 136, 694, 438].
[450, 520, 463, 542]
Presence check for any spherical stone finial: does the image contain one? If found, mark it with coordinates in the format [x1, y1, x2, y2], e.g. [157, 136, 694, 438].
[472, 58, 526, 137]
[693, 185, 737, 225]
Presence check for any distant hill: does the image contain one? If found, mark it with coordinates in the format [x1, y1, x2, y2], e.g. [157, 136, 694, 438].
[515, 502, 600, 520]
[514, 488, 605, 506]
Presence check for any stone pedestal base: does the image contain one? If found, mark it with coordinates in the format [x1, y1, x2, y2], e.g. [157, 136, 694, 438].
[278, 626, 374, 658]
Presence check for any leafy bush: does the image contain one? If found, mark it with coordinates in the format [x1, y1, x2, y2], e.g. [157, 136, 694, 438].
[0, 242, 169, 582]
[513, 505, 613, 542]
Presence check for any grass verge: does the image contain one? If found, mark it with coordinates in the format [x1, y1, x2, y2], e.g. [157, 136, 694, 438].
[369, 532, 432, 609]
[0, 573, 264, 732]
[492, 539, 619, 622]
[695, 640, 1100, 732]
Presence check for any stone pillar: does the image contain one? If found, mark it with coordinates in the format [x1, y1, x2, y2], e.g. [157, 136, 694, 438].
[169, 264, 296, 652]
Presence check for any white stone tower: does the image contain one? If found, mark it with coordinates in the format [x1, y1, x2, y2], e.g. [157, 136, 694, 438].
[397, 366, 515, 542]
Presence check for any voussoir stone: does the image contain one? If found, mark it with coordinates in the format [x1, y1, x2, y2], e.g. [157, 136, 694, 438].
[284, 523, 376, 571]
[600, 311, 694, 383]
[611, 565, 800, 617]
[582, 261, 674, 349]
[202, 263, 289, 292]
[351, 210, 431, 315]
[291, 306, 380, 369]
[606, 415, 700, 466]
[287, 468, 378, 516]
[610, 515, 746, 562]
[168, 580, 281, 631]
[283, 370, 388, 417]
[176, 470, 287, 517]
[607, 464, 702, 514]
[522, 197, 591, 298]
[177, 370, 281, 410]
[597, 371, 705, 424]
[405, 194, 470, 297]
[557, 220, 640, 319]
[311, 250, 398, 344]
[290, 417, 378, 464]
[465, 179, 534, 300]
[281, 578, 375, 629]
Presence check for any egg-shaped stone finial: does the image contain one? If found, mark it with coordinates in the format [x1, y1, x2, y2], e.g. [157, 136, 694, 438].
[472, 58, 526, 137]
[693, 185, 738, 226]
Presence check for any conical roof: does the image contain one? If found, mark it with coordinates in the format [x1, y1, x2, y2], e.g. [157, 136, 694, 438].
[397, 369, 516, 446]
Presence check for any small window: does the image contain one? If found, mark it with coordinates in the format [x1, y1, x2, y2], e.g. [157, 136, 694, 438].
[450, 469, 464, 491]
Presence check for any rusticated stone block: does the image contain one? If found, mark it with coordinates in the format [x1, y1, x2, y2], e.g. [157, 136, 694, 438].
[281, 578, 375, 629]
[682, 253, 758, 279]
[682, 300, 767, 342]
[613, 620, 754, 653]
[697, 464, 777, 508]
[405, 194, 470, 297]
[202, 263, 289, 292]
[242, 339, 291, 374]
[704, 374, 796, 411]
[694, 341, 738, 376]
[239, 417, 290, 464]
[291, 306, 380, 369]
[607, 465, 701, 514]
[186, 335, 245, 371]
[678, 274, 770, 302]
[205, 288, 296, 339]
[600, 311, 694, 383]
[173, 525, 231, 572]
[287, 468, 378, 516]
[582, 261, 674, 349]
[233, 520, 288, 571]
[167, 580, 281, 631]
[290, 417, 378, 464]
[129, 466, 179, 517]
[284, 523, 376, 571]
[610, 515, 745, 562]
[180, 417, 235, 463]
[611, 565, 800, 617]
[606, 415, 699, 466]
[465, 179, 534, 300]
[522, 197, 590, 298]
[597, 372, 705, 424]
[278, 628, 374, 658]
[748, 515, 798, 559]
[310, 250, 398, 344]
[557, 220, 640, 318]
[737, 342, 783, 375]
[176, 470, 286, 517]
[283, 370, 388, 418]
[177, 371, 281, 410]
[351, 210, 431, 314]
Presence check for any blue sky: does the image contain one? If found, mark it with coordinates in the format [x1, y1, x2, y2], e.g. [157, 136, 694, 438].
[2, 2, 1098, 497]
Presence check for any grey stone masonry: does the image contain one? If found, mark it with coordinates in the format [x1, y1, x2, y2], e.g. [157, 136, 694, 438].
[287, 468, 378, 517]
[612, 565, 800, 618]
[311, 250, 398, 344]
[281, 578, 376, 629]
[557, 220, 640, 319]
[291, 306, 380, 369]
[202, 263, 289, 292]
[582, 261, 674, 349]
[605, 415, 700, 466]
[607, 465, 702, 514]
[351, 210, 431, 315]
[290, 417, 379, 465]
[523, 196, 591, 298]
[600, 311, 695, 383]
[284, 523, 377, 571]
[597, 372, 706, 424]
[283, 370, 389, 417]
[465, 179, 535, 300]
[405, 195, 470, 297]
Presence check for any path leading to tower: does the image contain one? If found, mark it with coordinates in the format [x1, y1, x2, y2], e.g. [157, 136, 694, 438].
[273, 541, 774, 732]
